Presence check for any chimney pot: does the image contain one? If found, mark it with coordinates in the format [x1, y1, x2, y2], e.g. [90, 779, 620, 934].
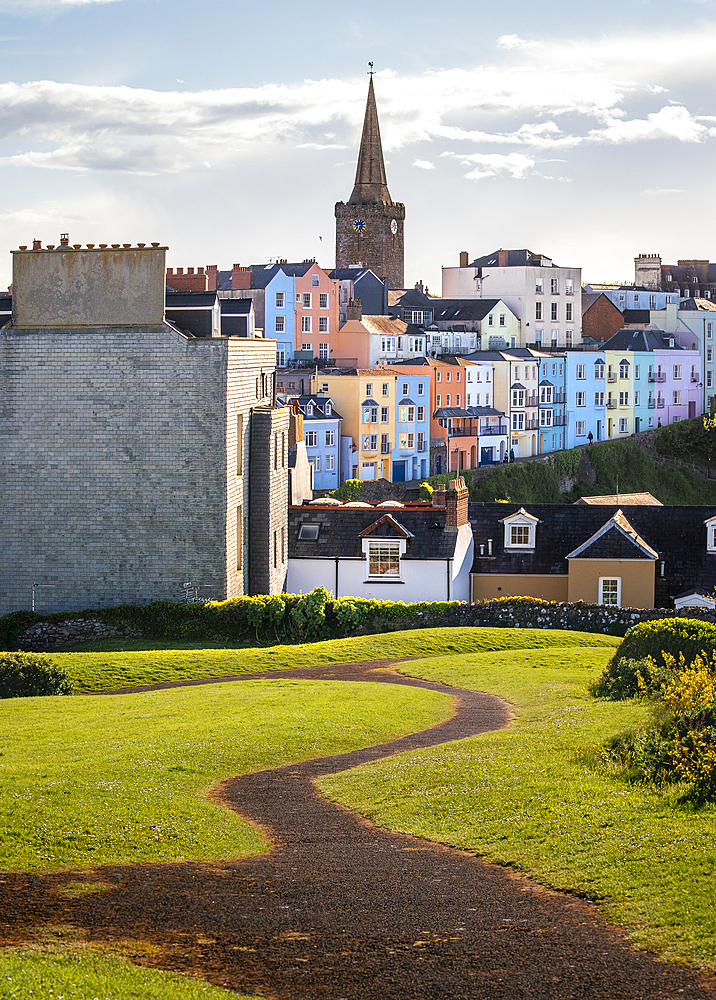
[111, 244, 120, 248]
[177, 268, 184, 275]
[137, 242, 145, 247]
[19, 245, 27, 250]
[123, 243, 131, 248]
[59, 233, 69, 246]
[151, 242, 160, 247]
[32, 240, 42, 250]
[73, 244, 81, 249]
[46, 245, 55, 250]
[86, 243, 95, 249]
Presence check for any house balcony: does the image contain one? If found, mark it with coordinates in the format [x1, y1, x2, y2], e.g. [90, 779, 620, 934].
[648, 399, 656, 408]
[526, 393, 538, 406]
[649, 374, 667, 383]
[526, 418, 539, 430]
[606, 400, 617, 409]
[692, 375, 700, 383]
[607, 374, 617, 382]
[553, 392, 566, 403]
[553, 415, 566, 426]
[657, 398, 665, 408]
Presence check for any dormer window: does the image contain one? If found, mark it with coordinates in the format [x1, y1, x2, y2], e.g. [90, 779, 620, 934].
[306, 404, 313, 416]
[324, 402, 331, 415]
[501, 508, 539, 550]
[705, 516, 716, 552]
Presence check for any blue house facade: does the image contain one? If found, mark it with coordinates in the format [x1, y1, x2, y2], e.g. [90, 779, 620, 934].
[584, 285, 679, 312]
[392, 373, 431, 482]
[538, 355, 567, 454]
[296, 394, 342, 491]
[260, 268, 297, 367]
[564, 353, 607, 448]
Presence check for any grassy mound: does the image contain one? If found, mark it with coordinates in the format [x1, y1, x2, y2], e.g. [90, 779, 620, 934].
[54, 627, 617, 693]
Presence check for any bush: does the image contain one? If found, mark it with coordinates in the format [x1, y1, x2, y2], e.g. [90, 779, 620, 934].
[0, 652, 74, 699]
[590, 656, 661, 700]
[612, 619, 716, 671]
[326, 479, 364, 502]
[419, 482, 434, 502]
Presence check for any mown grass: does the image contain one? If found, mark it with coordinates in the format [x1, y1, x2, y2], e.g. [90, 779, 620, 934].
[318, 645, 716, 970]
[52, 626, 617, 693]
[0, 944, 258, 1000]
[0, 679, 449, 872]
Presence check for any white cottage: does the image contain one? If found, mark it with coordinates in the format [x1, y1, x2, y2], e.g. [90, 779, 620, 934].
[286, 479, 473, 602]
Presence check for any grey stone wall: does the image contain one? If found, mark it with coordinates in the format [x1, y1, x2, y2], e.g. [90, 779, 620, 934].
[335, 203, 405, 289]
[0, 323, 262, 614]
[225, 340, 281, 597]
[248, 406, 290, 595]
[12, 246, 166, 327]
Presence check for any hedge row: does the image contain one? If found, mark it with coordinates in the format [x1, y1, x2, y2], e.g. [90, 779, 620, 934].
[2, 590, 706, 652]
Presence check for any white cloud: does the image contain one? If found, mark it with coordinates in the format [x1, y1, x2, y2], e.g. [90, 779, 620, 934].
[592, 105, 712, 144]
[0, 27, 715, 178]
[444, 151, 536, 182]
[642, 187, 686, 196]
[412, 159, 435, 170]
[497, 34, 542, 50]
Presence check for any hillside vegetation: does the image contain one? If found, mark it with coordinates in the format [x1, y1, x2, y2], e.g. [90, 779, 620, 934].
[429, 427, 716, 505]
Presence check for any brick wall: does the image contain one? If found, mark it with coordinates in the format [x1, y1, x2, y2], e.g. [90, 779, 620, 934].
[166, 267, 209, 292]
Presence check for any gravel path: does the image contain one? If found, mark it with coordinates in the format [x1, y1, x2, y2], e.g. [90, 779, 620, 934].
[1, 660, 714, 999]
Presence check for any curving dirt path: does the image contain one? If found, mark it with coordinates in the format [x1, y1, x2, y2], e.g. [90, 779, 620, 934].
[2, 660, 715, 999]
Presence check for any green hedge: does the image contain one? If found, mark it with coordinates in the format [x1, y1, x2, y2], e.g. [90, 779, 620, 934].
[0, 652, 74, 699]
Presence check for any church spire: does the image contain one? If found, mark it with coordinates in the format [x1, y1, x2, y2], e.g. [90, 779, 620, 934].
[348, 76, 392, 206]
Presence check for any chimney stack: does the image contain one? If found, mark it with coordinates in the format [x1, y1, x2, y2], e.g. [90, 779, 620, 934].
[459, 251, 469, 268]
[498, 249, 508, 267]
[432, 484, 446, 508]
[347, 297, 363, 321]
[445, 476, 469, 531]
[59, 233, 70, 247]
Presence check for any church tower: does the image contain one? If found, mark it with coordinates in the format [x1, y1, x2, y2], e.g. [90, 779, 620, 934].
[335, 76, 405, 289]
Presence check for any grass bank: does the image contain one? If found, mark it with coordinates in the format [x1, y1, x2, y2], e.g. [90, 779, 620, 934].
[319, 645, 716, 971]
[0, 944, 253, 1000]
[0, 679, 448, 872]
[53, 626, 617, 693]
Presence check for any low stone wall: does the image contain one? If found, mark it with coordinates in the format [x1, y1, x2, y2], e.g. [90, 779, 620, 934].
[356, 599, 715, 638]
[16, 618, 143, 651]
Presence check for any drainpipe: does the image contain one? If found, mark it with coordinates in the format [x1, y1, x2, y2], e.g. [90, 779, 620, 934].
[446, 559, 452, 600]
[335, 557, 339, 599]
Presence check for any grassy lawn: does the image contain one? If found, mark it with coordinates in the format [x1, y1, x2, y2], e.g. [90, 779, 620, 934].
[0, 944, 257, 1000]
[52, 626, 617, 693]
[318, 645, 716, 971]
[0, 679, 449, 872]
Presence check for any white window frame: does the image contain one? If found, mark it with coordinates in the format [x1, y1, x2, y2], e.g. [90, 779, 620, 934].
[305, 430, 318, 447]
[275, 291, 285, 309]
[503, 511, 538, 550]
[599, 577, 621, 607]
[362, 538, 406, 581]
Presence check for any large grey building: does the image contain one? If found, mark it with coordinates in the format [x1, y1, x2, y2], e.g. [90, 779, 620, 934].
[0, 240, 288, 614]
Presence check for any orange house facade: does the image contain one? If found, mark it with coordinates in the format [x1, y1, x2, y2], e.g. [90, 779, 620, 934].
[293, 263, 340, 363]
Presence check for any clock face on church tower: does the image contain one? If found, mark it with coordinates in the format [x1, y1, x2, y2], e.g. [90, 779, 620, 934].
[353, 218, 366, 234]
[390, 219, 398, 235]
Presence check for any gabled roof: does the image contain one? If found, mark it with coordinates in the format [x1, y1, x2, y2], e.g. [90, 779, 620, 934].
[328, 267, 382, 282]
[388, 288, 433, 309]
[582, 291, 623, 316]
[679, 298, 716, 312]
[500, 507, 540, 525]
[358, 514, 413, 539]
[602, 328, 681, 352]
[566, 510, 658, 560]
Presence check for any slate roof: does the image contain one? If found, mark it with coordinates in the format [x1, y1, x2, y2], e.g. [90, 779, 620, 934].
[289, 505, 461, 561]
[621, 309, 651, 324]
[575, 493, 662, 506]
[430, 299, 503, 322]
[435, 406, 505, 419]
[602, 328, 681, 352]
[220, 299, 253, 315]
[566, 511, 658, 561]
[295, 394, 342, 420]
[388, 288, 434, 309]
[166, 291, 217, 308]
[582, 291, 622, 316]
[679, 298, 716, 312]
[469, 502, 716, 606]
[360, 315, 408, 335]
[328, 268, 381, 281]
[469, 249, 558, 268]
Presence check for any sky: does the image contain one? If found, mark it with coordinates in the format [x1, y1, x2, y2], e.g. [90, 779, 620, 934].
[1, 0, 715, 292]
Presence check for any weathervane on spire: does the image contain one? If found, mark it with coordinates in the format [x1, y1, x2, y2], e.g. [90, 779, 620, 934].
[368, 61, 375, 77]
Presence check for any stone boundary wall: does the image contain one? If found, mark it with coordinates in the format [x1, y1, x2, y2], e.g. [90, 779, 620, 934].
[16, 619, 142, 652]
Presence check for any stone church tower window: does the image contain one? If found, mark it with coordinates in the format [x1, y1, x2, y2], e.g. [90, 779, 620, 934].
[335, 77, 405, 289]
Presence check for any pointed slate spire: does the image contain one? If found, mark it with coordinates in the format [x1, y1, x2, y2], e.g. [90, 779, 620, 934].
[348, 77, 392, 206]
